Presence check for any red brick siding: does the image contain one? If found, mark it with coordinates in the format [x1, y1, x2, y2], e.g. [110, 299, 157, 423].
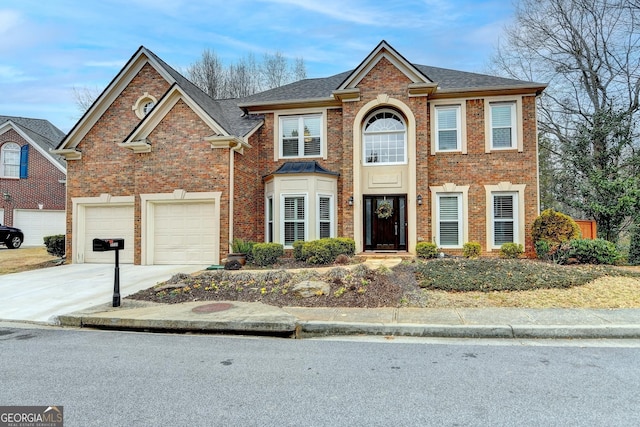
[427, 97, 539, 255]
[66, 64, 234, 262]
[0, 129, 66, 226]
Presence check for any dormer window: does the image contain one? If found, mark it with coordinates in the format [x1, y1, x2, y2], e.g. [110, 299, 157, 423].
[132, 92, 158, 119]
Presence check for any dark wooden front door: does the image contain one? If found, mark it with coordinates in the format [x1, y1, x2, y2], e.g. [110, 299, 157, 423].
[363, 195, 407, 251]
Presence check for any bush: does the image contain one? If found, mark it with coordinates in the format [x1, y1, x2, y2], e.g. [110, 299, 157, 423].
[556, 238, 621, 265]
[463, 242, 481, 258]
[535, 240, 551, 260]
[230, 238, 255, 262]
[333, 237, 356, 257]
[416, 242, 438, 259]
[629, 226, 640, 266]
[43, 234, 65, 257]
[531, 209, 581, 247]
[500, 243, 524, 259]
[252, 243, 284, 266]
[301, 240, 335, 265]
[292, 241, 305, 261]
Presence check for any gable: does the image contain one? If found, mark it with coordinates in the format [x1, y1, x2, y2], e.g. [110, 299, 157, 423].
[55, 47, 177, 155]
[0, 120, 66, 174]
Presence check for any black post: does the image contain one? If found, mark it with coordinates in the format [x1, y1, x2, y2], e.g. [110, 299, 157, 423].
[113, 248, 121, 307]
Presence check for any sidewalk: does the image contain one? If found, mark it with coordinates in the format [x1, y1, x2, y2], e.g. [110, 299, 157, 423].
[41, 257, 640, 339]
[57, 301, 640, 339]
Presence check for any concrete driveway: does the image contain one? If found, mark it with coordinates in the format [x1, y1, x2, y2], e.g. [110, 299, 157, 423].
[0, 263, 207, 324]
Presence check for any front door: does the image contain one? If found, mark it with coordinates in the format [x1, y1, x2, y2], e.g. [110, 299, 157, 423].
[363, 195, 407, 251]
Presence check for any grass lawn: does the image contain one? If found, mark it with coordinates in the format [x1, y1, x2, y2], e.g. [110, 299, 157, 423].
[0, 246, 60, 275]
[413, 258, 640, 308]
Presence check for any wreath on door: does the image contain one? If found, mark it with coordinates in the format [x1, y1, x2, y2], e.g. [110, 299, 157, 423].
[375, 200, 394, 219]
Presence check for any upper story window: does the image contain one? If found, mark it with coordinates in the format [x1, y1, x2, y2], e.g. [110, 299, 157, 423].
[142, 100, 155, 115]
[132, 92, 158, 119]
[490, 102, 517, 149]
[1, 142, 21, 178]
[280, 115, 322, 158]
[435, 105, 461, 151]
[363, 109, 407, 165]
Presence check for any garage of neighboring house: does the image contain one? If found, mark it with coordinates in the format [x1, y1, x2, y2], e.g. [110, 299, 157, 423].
[72, 198, 135, 264]
[141, 191, 221, 265]
[13, 209, 66, 246]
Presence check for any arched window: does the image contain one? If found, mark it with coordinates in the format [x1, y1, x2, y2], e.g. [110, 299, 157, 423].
[363, 109, 407, 165]
[1, 142, 20, 177]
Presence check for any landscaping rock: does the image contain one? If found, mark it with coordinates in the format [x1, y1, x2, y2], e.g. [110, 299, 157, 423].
[293, 280, 331, 298]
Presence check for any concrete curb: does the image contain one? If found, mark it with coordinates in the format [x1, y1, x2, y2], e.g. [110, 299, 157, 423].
[57, 312, 640, 339]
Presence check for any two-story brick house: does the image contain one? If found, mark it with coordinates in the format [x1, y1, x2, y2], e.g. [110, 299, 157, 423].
[1, 115, 66, 246]
[54, 41, 545, 265]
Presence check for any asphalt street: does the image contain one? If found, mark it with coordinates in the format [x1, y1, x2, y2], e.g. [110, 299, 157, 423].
[2, 325, 639, 426]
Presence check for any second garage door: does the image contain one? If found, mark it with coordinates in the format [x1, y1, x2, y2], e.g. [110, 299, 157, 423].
[14, 209, 66, 246]
[152, 202, 217, 264]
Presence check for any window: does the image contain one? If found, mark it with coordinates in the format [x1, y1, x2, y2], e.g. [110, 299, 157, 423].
[437, 194, 462, 247]
[490, 102, 516, 149]
[266, 197, 274, 243]
[280, 115, 321, 158]
[132, 93, 158, 119]
[1, 142, 21, 178]
[318, 195, 333, 239]
[492, 193, 517, 246]
[435, 106, 461, 151]
[142, 100, 155, 115]
[363, 109, 406, 165]
[283, 196, 306, 246]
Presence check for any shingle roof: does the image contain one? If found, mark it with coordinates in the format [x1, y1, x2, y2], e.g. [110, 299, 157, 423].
[144, 49, 263, 137]
[0, 115, 66, 168]
[414, 65, 540, 91]
[240, 71, 352, 105]
[266, 161, 340, 178]
[238, 65, 543, 106]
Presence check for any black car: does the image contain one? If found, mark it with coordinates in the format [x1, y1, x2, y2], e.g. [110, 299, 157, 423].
[0, 224, 23, 249]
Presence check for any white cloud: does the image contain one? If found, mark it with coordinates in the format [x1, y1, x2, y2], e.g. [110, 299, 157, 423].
[0, 65, 31, 82]
[0, 9, 22, 33]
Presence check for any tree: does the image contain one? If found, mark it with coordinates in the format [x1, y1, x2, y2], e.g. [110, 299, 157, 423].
[186, 48, 226, 99]
[261, 51, 291, 90]
[71, 85, 101, 117]
[186, 49, 307, 99]
[492, 0, 640, 242]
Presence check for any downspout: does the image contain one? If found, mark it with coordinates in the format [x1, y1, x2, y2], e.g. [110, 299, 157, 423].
[228, 140, 244, 254]
[228, 146, 235, 255]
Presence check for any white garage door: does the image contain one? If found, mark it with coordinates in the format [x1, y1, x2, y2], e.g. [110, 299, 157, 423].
[14, 210, 66, 246]
[83, 205, 134, 263]
[153, 202, 217, 264]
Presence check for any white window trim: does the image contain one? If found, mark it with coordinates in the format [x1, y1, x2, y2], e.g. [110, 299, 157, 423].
[430, 101, 467, 154]
[484, 97, 523, 153]
[280, 193, 308, 248]
[274, 110, 326, 160]
[132, 92, 158, 119]
[430, 183, 469, 249]
[265, 194, 274, 243]
[316, 193, 335, 239]
[435, 194, 463, 248]
[362, 109, 408, 166]
[1, 142, 20, 178]
[484, 182, 526, 250]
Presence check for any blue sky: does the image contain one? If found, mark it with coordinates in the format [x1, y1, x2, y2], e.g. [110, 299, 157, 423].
[1, 0, 514, 133]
